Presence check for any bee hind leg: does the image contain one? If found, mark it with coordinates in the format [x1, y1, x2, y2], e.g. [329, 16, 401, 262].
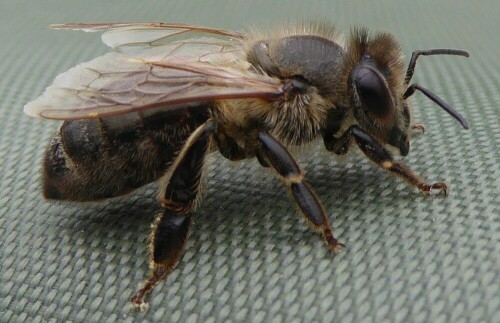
[257, 132, 344, 253]
[325, 125, 447, 195]
[130, 121, 213, 310]
[130, 212, 192, 311]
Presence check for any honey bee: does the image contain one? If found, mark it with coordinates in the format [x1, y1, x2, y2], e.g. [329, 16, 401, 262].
[25, 22, 469, 309]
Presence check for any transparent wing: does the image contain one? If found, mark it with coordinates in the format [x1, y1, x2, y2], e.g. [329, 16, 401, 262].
[49, 22, 244, 38]
[25, 22, 282, 120]
[50, 23, 246, 63]
[24, 52, 283, 120]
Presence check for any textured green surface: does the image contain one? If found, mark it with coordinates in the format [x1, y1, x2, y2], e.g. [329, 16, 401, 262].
[1, 1, 499, 322]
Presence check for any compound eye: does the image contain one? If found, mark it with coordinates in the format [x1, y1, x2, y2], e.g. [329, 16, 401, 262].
[352, 65, 393, 118]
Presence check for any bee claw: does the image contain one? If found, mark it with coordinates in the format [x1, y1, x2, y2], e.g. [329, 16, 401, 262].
[323, 227, 344, 254]
[431, 182, 448, 196]
[129, 298, 149, 312]
[422, 182, 447, 196]
[329, 241, 345, 254]
[411, 123, 426, 134]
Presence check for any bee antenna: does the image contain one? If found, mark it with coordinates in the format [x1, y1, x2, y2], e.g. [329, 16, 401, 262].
[403, 83, 469, 130]
[404, 49, 470, 85]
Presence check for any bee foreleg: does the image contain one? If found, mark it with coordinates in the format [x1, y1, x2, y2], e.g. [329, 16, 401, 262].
[343, 125, 447, 195]
[130, 121, 213, 310]
[257, 132, 344, 253]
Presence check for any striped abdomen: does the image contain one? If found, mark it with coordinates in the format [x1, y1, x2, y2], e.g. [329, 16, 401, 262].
[42, 108, 209, 201]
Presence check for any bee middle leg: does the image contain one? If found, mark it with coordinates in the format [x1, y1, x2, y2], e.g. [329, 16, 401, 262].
[130, 121, 213, 310]
[214, 128, 271, 168]
[213, 128, 248, 161]
[257, 132, 344, 252]
[324, 125, 447, 195]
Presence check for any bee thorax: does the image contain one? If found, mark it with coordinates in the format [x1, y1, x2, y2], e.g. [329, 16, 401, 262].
[266, 91, 330, 146]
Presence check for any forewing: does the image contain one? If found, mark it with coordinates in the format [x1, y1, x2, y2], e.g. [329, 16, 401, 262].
[24, 53, 283, 120]
[25, 22, 283, 120]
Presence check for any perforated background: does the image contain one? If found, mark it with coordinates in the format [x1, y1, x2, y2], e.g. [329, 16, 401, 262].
[0, 1, 498, 322]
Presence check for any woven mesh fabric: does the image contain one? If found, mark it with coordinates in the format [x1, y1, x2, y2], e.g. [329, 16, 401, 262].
[1, 1, 498, 322]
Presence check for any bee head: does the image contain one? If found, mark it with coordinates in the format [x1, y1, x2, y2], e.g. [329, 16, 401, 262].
[346, 28, 411, 155]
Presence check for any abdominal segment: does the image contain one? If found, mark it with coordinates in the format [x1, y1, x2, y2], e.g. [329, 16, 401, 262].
[42, 108, 209, 202]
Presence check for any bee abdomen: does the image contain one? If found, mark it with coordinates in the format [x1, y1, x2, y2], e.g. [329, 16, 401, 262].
[43, 108, 209, 202]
